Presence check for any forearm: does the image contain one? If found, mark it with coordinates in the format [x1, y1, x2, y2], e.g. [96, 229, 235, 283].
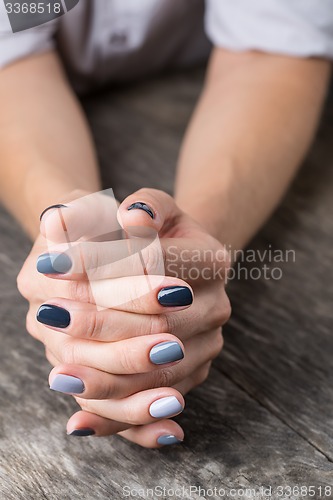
[175, 49, 331, 251]
[0, 51, 101, 239]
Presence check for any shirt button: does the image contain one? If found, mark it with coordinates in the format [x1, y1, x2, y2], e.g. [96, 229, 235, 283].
[110, 32, 128, 47]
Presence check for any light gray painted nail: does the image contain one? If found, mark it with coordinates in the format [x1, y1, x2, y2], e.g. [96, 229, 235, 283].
[149, 396, 183, 418]
[50, 374, 85, 394]
[157, 435, 183, 446]
[149, 341, 184, 365]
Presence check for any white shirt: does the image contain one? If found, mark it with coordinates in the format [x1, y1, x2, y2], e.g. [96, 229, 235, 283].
[1, 0, 333, 93]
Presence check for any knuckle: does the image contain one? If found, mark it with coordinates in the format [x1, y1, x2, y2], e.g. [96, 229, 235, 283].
[17, 269, 32, 300]
[211, 290, 232, 328]
[143, 244, 166, 276]
[223, 294, 232, 323]
[119, 347, 137, 373]
[148, 314, 170, 335]
[212, 329, 224, 359]
[85, 311, 101, 340]
[68, 280, 93, 304]
[196, 363, 211, 385]
[213, 241, 230, 275]
[153, 367, 175, 388]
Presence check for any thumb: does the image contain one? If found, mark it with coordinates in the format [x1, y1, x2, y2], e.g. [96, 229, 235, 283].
[117, 188, 182, 235]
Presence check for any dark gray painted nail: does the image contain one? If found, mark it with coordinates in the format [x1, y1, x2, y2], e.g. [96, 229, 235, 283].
[68, 428, 95, 437]
[149, 341, 184, 365]
[40, 204, 67, 221]
[127, 202, 154, 219]
[157, 435, 183, 446]
[157, 286, 193, 307]
[37, 304, 70, 328]
[50, 374, 84, 394]
[37, 253, 72, 274]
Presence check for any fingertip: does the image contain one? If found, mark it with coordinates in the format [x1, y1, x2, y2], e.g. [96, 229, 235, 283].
[118, 420, 185, 448]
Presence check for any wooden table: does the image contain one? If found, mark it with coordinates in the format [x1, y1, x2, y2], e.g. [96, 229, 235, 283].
[1, 67, 333, 499]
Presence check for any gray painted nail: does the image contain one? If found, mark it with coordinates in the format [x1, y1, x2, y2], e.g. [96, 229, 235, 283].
[149, 341, 184, 365]
[50, 374, 85, 394]
[37, 253, 72, 274]
[157, 435, 183, 446]
[149, 396, 183, 418]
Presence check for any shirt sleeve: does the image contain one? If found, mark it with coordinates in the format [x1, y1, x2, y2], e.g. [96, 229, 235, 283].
[205, 0, 333, 59]
[0, 1, 57, 69]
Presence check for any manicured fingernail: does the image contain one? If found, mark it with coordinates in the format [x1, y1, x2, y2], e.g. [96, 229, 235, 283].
[127, 202, 154, 219]
[157, 286, 193, 307]
[157, 435, 183, 446]
[150, 341, 184, 365]
[37, 304, 71, 328]
[40, 204, 67, 221]
[149, 396, 184, 418]
[67, 428, 95, 437]
[50, 374, 85, 394]
[37, 253, 72, 274]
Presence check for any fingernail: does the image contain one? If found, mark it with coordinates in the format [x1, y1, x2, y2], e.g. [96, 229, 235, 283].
[149, 396, 184, 418]
[150, 341, 184, 365]
[50, 374, 85, 394]
[127, 202, 154, 219]
[37, 304, 71, 328]
[67, 428, 95, 437]
[37, 253, 72, 274]
[40, 204, 67, 221]
[157, 434, 183, 446]
[157, 286, 193, 307]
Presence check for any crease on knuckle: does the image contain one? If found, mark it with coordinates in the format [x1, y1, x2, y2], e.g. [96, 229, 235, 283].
[69, 280, 92, 304]
[85, 311, 101, 340]
[119, 347, 137, 373]
[148, 313, 169, 335]
[154, 367, 174, 388]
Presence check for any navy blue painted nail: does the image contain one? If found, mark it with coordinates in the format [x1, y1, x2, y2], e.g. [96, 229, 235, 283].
[157, 286, 193, 307]
[157, 435, 183, 446]
[50, 374, 84, 394]
[37, 253, 72, 274]
[127, 202, 154, 219]
[37, 304, 71, 328]
[68, 428, 95, 437]
[150, 341, 184, 365]
[40, 204, 67, 221]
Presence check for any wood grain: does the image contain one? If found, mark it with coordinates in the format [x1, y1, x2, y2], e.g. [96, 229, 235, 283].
[0, 68, 332, 499]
